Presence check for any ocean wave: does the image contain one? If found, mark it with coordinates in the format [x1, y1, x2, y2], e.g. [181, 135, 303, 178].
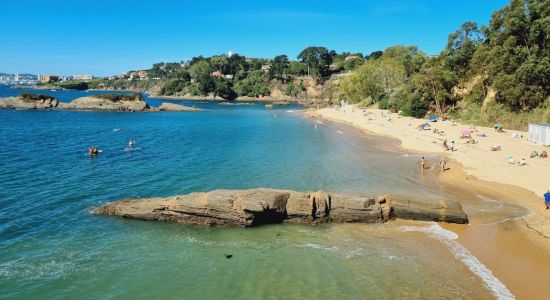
[401, 223, 515, 300]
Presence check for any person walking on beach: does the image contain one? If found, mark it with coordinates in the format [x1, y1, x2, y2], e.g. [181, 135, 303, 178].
[545, 190, 550, 210]
[420, 157, 425, 171]
[440, 157, 447, 172]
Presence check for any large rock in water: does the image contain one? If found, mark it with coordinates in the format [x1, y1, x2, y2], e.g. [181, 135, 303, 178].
[158, 102, 202, 111]
[94, 188, 468, 227]
[0, 97, 59, 109]
[59, 96, 150, 111]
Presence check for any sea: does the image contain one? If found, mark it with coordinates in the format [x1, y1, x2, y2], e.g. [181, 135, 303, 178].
[0, 85, 510, 299]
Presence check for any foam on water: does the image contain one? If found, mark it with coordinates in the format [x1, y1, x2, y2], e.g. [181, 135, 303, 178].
[402, 223, 515, 300]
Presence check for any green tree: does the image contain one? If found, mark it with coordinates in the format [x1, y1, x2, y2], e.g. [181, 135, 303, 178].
[213, 77, 237, 100]
[383, 46, 427, 78]
[412, 58, 458, 116]
[235, 70, 270, 97]
[269, 55, 289, 81]
[288, 61, 308, 76]
[189, 60, 214, 95]
[297, 46, 334, 80]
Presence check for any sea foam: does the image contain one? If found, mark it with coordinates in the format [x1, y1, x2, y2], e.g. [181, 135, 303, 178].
[402, 223, 515, 300]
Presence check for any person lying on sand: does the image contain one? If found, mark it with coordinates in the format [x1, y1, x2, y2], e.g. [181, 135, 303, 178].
[540, 150, 548, 158]
[491, 144, 501, 151]
[530, 151, 539, 158]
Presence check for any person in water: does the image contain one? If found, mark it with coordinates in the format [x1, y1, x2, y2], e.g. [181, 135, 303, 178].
[544, 190, 550, 210]
[88, 146, 93, 156]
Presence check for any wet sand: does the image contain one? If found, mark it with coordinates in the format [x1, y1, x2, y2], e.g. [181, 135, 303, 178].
[440, 162, 550, 300]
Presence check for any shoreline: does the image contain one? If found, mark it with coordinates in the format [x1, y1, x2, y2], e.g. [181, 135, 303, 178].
[311, 105, 550, 299]
[313, 105, 550, 238]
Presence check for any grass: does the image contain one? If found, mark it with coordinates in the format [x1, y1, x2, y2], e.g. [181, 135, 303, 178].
[449, 102, 550, 131]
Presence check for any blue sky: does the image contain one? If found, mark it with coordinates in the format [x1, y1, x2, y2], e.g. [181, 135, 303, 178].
[0, 0, 509, 76]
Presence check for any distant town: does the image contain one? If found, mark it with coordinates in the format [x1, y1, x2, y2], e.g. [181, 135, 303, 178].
[0, 70, 153, 85]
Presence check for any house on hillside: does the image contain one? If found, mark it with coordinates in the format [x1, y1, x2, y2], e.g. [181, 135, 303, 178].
[211, 70, 224, 78]
[345, 55, 362, 61]
[40, 75, 60, 83]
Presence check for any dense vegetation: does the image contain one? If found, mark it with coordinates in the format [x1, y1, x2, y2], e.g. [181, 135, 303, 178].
[340, 0, 549, 128]
[52, 0, 547, 129]
[19, 93, 56, 101]
[92, 93, 143, 102]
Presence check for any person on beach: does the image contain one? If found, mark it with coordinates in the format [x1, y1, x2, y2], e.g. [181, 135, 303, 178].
[450, 141, 456, 151]
[420, 157, 425, 171]
[443, 139, 449, 150]
[519, 158, 526, 166]
[440, 158, 447, 172]
[545, 191, 550, 210]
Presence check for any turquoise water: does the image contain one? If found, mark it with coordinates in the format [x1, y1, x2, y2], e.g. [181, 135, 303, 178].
[0, 86, 493, 299]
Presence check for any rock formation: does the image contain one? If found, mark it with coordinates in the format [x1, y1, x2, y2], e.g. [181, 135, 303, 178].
[0, 97, 59, 110]
[59, 96, 150, 111]
[0, 95, 201, 112]
[93, 188, 468, 227]
[159, 102, 201, 111]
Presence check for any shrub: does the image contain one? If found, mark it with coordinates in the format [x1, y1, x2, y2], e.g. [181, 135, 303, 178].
[93, 93, 143, 102]
[19, 93, 55, 102]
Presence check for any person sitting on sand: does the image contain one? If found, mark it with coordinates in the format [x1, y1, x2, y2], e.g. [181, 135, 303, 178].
[540, 150, 548, 158]
[491, 144, 501, 151]
[545, 190, 550, 210]
[530, 151, 539, 158]
[508, 155, 514, 164]
[519, 158, 526, 166]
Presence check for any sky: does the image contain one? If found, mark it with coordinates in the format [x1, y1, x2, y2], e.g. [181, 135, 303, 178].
[0, 0, 509, 76]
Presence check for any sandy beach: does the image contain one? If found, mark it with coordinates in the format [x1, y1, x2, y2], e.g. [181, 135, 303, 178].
[314, 105, 550, 238]
[313, 105, 550, 299]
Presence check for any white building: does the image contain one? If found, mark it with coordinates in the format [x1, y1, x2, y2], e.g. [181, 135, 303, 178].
[73, 75, 93, 80]
[528, 124, 550, 146]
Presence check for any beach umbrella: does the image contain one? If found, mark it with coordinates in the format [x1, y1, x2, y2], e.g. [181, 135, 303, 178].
[461, 129, 470, 138]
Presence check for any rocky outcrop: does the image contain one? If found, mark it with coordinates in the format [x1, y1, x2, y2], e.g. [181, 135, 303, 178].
[0, 96, 202, 112]
[0, 97, 59, 110]
[93, 188, 468, 227]
[159, 102, 201, 111]
[59, 96, 150, 112]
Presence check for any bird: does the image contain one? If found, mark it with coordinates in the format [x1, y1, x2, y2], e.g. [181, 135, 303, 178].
[224, 254, 233, 259]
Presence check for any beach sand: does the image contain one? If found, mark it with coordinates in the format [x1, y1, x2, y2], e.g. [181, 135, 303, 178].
[313, 105, 550, 299]
[314, 105, 550, 237]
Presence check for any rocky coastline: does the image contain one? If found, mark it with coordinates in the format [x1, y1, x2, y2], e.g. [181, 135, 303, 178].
[93, 188, 469, 227]
[0, 95, 201, 112]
